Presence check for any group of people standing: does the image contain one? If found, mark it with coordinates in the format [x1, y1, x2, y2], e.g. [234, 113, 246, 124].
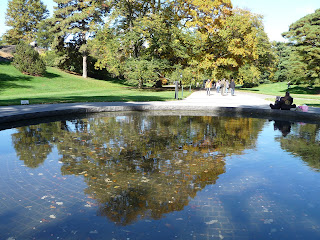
[205, 78, 235, 96]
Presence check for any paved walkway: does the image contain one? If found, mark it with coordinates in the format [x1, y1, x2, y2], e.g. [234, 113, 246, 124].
[0, 90, 319, 124]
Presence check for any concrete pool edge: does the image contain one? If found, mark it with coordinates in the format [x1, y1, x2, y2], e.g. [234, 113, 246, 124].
[0, 103, 319, 126]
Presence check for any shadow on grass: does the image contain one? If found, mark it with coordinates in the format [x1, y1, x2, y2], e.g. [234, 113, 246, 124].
[0, 71, 32, 92]
[0, 94, 176, 106]
[285, 86, 320, 95]
[310, 104, 320, 108]
[43, 71, 60, 79]
[0, 60, 12, 65]
[238, 88, 260, 92]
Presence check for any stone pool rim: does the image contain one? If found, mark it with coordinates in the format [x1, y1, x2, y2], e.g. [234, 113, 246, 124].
[0, 101, 319, 127]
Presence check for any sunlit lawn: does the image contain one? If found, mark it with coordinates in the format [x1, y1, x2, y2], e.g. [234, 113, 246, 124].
[239, 82, 320, 107]
[0, 62, 189, 106]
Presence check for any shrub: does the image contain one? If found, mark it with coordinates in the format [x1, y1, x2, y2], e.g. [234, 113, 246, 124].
[13, 41, 46, 76]
[43, 50, 59, 67]
[242, 82, 259, 88]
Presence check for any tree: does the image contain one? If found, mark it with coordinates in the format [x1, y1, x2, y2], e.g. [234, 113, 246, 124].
[282, 9, 320, 85]
[274, 42, 307, 84]
[90, 0, 205, 86]
[199, 8, 274, 84]
[90, 1, 274, 86]
[0, 36, 7, 45]
[175, 0, 233, 34]
[35, 18, 54, 49]
[4, 0, 48, 44]
[124, 58, 162, 88]
[13, 41, 46, 76]
[50, 0, 107, 78]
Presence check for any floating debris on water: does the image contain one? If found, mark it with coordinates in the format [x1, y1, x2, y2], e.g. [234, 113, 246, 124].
[205, 220, 218, 225]
[141, 177, 150, 183]
[105, 178, 112, 183]
[264, 219, 274, 224]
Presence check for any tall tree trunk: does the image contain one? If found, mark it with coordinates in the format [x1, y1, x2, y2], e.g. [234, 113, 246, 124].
[138, 79, 143, 89]
[83, 54, 87, 78]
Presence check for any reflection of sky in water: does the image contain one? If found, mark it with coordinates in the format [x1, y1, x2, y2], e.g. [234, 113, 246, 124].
[0, 115, 319, 240]
[0, 129, 16, 155]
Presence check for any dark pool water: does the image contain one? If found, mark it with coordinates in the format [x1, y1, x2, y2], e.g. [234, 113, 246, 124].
[0, 113, 320, 240]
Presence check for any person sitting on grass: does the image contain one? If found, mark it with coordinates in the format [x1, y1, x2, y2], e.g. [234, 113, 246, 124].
[270, 92, 296, 110]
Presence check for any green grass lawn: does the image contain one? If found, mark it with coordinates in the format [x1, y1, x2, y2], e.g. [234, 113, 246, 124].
[0, 62, 190, 106]
[239, 82, 320, 107]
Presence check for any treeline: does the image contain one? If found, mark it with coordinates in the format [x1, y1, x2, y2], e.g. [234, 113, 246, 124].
[2, 0, 319, 87]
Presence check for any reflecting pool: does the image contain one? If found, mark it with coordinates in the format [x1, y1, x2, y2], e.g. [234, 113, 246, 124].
[0, 113, 320, 240]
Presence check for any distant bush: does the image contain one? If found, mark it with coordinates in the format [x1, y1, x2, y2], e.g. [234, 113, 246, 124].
[13, 41, 46, 76]
[242, 82, 259, 88]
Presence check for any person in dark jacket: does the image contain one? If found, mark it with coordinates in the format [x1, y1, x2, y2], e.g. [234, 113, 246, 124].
[229, 79, 235, 96]
[270, 92, 296, 110]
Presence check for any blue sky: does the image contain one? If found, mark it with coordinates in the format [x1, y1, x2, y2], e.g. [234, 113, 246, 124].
[0, 0, 319, 42]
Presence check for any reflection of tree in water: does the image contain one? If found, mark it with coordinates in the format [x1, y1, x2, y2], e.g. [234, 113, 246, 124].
[11, 120, 87, 168]
[11, 114, 265, 225]
[12, 124, 55, 168]
[278, 123, 320, 171]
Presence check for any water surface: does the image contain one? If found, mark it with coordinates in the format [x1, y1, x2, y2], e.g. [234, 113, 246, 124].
[0, 113, 320, 240]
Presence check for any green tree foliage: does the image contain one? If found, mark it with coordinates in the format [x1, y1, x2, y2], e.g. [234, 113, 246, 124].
[13, 41, 46, 76]
[90, 0, 219, 87]
[65, 0, 274, 86]
[283, 9, 320, 85]
[4, 0, 48, 44]
[0, 36, 7, 46]
[124, 58, 162, 88]
[50, 0, 107, 78]
[274, 42, 307, 84]
[237, 64, 261, 87]
[35, 19, 54, 49]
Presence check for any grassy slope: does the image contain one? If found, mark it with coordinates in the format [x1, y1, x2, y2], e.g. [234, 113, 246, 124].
[239, 82, 320, 107]
[0, 62, 187, 106]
